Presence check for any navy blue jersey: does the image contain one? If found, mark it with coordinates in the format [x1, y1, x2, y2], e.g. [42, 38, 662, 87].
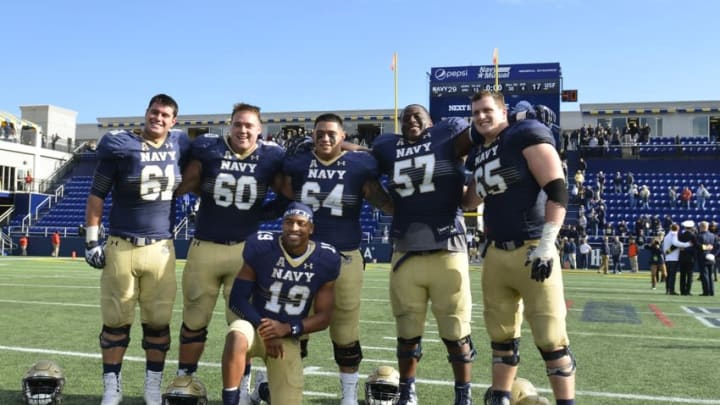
[283, 151, 379, 250]
[191, 134, 285, 242]
[372, 117, 468, 241]
[468, 120, 555, 242]
[90, 129, 191, 239]
[243, 231, 341, 324]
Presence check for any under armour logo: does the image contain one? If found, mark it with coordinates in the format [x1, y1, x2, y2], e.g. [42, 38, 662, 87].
[303, 263, 314, 269]
[336, 160, 346, 167]
[251, 155, 260, 161]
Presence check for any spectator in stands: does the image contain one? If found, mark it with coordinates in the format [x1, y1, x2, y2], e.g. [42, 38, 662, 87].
[19, 235, 28, 256]
[627, 184, 638, 208]
[617, 220, 629, 237]
[577, 212, 587, 237]
[597, 204, 607, 234]
[680, 186, 693, 209]
[41, 133, 47, 148]
[638, 185, 651, 209]
[696, 184, 711, 210]
[613, 171, 623, 193]
[595, 170, 605, 195]
[51, 231, 61, 257]
[627, 237, 639, 273]
[640, 123, 651, 143]
[588, 209, 599, 237]
[573, 170, 584, 194]
[578, 157, 587, 174]
[609, 236, 624, 274]
[626, 172, 635, 191]
[599, 236, 610, 274]
[51, 133, 60, 150]
[24, 171, 33, 192]
[663, 214, 674, 233]
[651, 215, 662, 235]
[668, 186, 678, 207]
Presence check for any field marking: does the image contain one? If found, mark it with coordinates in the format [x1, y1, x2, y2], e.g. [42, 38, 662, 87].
[1, 344, 719, 404]
[648, 303, 674, 327]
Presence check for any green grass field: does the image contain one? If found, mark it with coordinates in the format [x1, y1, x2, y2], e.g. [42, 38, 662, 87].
[1, 257, 719, 404]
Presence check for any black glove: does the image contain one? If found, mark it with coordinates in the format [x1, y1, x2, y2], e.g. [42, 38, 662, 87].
[285, 136, 313, 156]
[525, 246, 553, 282]
[529, 257, 553, 282]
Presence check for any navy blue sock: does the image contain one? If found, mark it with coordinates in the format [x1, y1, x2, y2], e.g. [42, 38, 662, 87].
[557, 400, 575, 405]
[103, 363, 121, 375]
[399, 377, 416, 396]
[244, 363, 251, 376]
[146, 361, 164, 373]
[222, 388, 239, 405]
[178, 362, 197, 375]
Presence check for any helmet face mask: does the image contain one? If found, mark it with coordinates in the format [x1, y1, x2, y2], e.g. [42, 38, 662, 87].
[22, 360, 65, 405]
[162, 376, 208, 405]
[365, 366, 400, 405]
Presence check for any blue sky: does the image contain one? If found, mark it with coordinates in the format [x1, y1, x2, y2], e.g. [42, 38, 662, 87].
[2, 0, 717, 123]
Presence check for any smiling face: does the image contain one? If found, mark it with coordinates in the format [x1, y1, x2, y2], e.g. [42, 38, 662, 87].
[471, 92, 508, 142]
[143, 102, 177, 141]
[228, 109, 262, 154]
[400, 104, 432, 142]
[312, 120, 345, 160]
[281, 214, 314, 254]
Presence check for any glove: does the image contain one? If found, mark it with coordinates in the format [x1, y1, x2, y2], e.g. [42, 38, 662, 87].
[85, 241, 106, 269]
[284, 135, 313, 156]
[526, 247, 553, 282]
[524, 222, 561, 282]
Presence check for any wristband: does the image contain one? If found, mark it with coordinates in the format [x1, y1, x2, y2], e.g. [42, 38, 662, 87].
[289, 320, 304, 338]
[86, 225, 99, 244]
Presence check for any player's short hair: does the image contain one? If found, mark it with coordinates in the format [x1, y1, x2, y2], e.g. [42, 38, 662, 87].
[231, 103, 262, 123]
[314, 113, 343, 128]
[471, 90, 505, 107]
[147, 94, 179, 117]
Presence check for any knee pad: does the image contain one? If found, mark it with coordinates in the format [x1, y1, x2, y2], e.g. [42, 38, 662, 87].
[142, 323, 171, 353]
[491, 338, 520, 366]
[396, 336, 423, 361]
[538, 346, 576, 377]
[333, 341, 363, 367]
[443, 335, 477, 364]
[99, 325, 131, 349]
[179, 323, 208, 345]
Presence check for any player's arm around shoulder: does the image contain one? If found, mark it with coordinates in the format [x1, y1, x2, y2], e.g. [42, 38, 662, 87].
[461, 177, 483, 211]
[176, 159, 202, 196]
[363, 178, 394, 215]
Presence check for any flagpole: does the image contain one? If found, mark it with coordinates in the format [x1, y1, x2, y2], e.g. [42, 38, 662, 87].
[393, 52, 399, 133]
[493, 48, 499, 90]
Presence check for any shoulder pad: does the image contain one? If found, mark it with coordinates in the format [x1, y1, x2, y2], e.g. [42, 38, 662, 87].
[97, 130, 134, 159]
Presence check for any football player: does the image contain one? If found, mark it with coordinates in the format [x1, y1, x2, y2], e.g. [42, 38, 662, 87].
[221, 202, 341, 405]
[281, 113, 391, 404]
[462, 90, 575, 405]
[84, 94, 191, 405]
[369, 104, 476, 405]
[173, 103, 285, 399]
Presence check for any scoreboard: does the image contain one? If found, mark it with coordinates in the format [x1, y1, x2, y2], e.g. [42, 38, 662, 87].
[428, 62, 562, 126]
